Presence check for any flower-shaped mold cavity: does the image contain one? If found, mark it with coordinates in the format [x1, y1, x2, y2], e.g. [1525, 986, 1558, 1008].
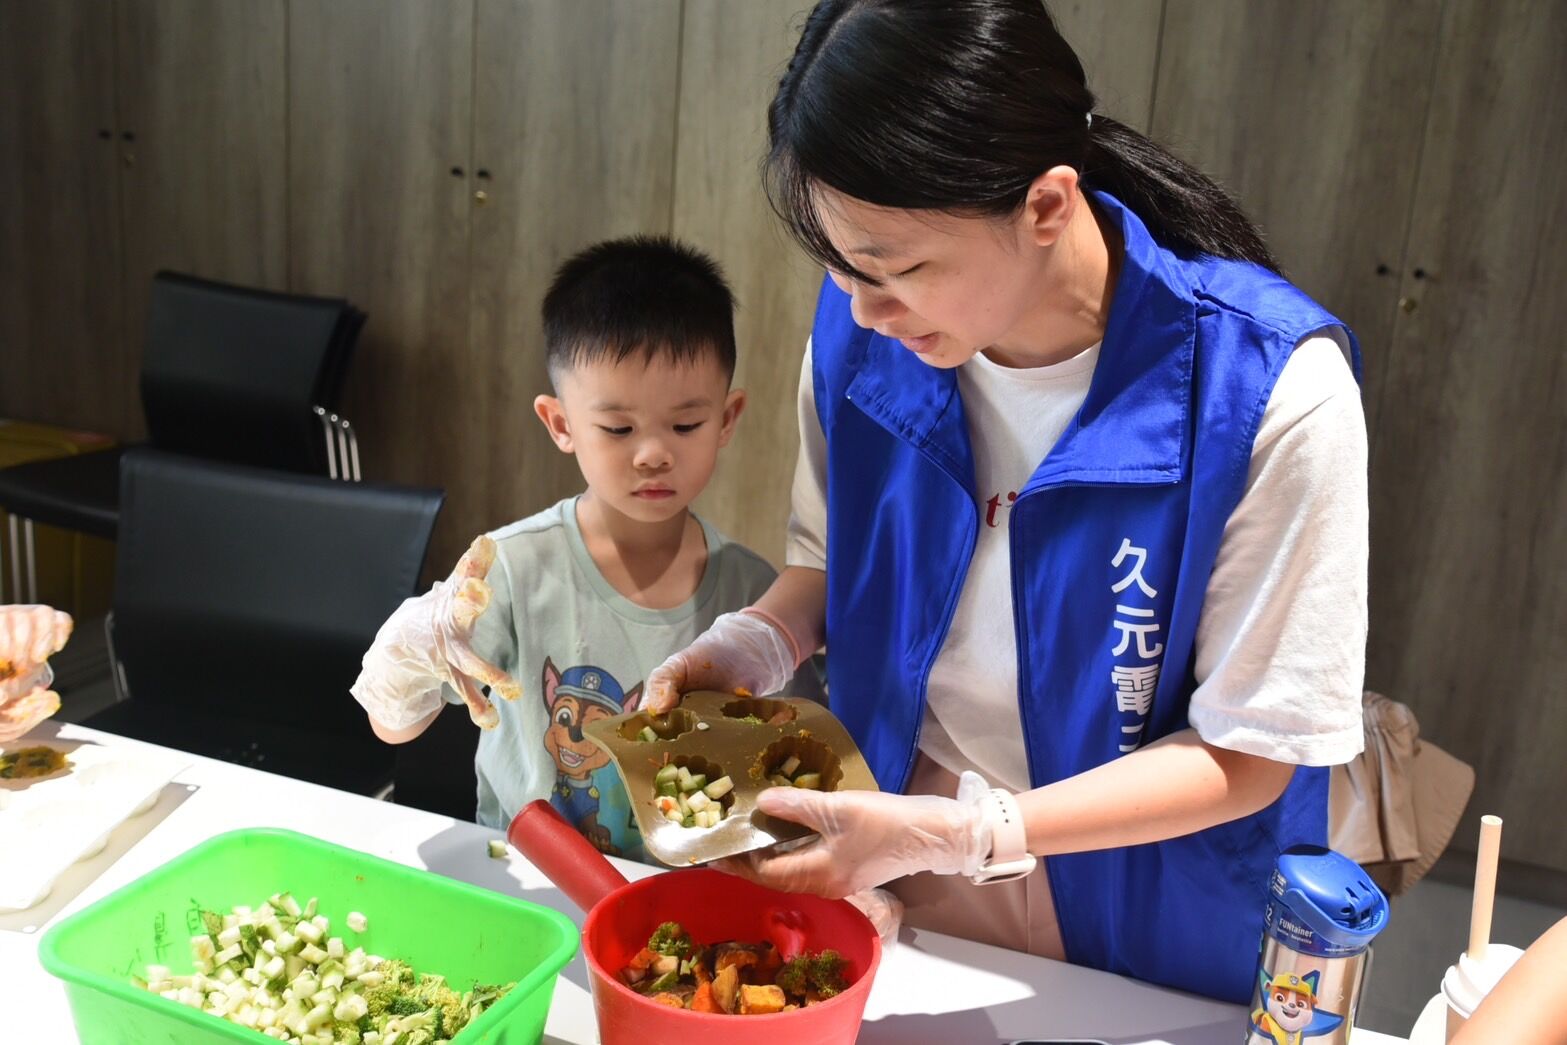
[720, 696, 798, 727]
[617, 708, 698, 743]
[651, 754, 736, 828]
[752, 735, 842, 792]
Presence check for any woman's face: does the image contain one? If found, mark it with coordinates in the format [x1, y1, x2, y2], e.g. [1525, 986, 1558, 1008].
[816, 185, 1063, 369]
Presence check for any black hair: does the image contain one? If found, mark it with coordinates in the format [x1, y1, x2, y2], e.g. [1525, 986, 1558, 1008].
[765, 0, 1279, 284]
[542, 235, 737, 383]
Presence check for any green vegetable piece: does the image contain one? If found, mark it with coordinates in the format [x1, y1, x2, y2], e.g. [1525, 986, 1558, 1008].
[648, 921, 694, 958]
[654, 763, 679, 785]
[639, 726, 659, 743]
[644, 969, 680, 994]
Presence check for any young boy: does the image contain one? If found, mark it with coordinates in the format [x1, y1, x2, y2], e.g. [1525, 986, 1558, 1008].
[350, 236, 822, 860]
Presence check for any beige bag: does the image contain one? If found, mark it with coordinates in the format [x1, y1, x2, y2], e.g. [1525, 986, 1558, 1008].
[1329, 691, 1474, 896]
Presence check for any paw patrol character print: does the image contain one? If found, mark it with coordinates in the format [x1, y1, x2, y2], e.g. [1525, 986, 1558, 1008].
[542, 658, 641, 856]
[1248, 969, 1343, 1045]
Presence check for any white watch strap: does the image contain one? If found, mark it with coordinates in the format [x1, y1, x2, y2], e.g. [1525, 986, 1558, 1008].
[971, 788, 1038, 885]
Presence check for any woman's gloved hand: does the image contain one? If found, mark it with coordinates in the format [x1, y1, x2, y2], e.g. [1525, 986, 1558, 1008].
[643, 609, 799, 714]
[846, 888, 905, 946]
[350, 536, 520, 729]
[0, 604, 74, 744]
[714, 772, 994, 898]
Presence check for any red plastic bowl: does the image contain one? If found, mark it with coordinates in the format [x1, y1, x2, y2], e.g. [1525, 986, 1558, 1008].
[509, 800, 880, 1045]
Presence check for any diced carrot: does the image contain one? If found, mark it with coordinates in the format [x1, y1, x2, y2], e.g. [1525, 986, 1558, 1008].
[628, 947, 660, 972]
[733, 687, 753, 697]
[650, 992, 687, 1008]
[690, 982, 721, 1013]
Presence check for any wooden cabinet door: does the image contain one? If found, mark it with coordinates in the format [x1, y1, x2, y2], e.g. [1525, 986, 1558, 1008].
[1051, 0, 1164, 132]
[1368, 0, 1567, 872]
[1150, 1, 1444, 437]
[287, 0, 474, 567]
[0, 1, 128, 434]
[673, 0, 821, 563]
[465, 0, 681, 567]
[116, 0, 288, 383]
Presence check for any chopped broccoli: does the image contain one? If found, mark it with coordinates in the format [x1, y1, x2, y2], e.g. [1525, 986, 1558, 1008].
[648, 921, 694, 958]
[775, 955, 811, 996]
[808, 949, 848, 998]
[775, 949, 848, 999]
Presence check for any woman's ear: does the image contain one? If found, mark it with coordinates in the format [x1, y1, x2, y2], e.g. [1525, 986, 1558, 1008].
[533, 394, 575, 453]
[1022, 165, 1081, 248]
[716, 388, 748, 447]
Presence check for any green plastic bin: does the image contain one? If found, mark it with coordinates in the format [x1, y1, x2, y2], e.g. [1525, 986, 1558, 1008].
[39, 828, 579, 1044]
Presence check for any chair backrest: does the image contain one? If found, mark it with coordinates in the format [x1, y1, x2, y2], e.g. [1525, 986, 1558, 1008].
[111, 449, 442, 735]
[140, 271, 364, 474]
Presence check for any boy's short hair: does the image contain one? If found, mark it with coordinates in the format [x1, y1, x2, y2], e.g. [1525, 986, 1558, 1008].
[542, 235, 737, 385]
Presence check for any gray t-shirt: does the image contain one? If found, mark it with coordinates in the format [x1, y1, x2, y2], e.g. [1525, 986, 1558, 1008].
[446, 496, 822, 861]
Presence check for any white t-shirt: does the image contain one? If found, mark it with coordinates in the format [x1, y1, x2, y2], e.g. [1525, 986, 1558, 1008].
[787, 331, 1367, 792]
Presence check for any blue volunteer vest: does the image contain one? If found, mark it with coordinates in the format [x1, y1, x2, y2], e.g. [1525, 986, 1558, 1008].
[811, 190, 1362, 1002]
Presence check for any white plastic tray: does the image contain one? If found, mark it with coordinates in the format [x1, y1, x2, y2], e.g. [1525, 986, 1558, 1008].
[0, 739, 186, 912]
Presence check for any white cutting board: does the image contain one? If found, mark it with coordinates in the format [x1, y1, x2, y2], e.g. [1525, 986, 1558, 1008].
[0, 736, 186, 912]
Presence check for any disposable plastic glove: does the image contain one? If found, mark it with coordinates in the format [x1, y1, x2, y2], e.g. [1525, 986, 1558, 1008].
[350, 535, 520, 730]
[846, 888, 905, 946]
[643, 609, 798, 714]
[714, 771, 994, 898]
[0, 605, 73, 744]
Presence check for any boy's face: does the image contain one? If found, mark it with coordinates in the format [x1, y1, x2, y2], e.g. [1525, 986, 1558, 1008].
[534, 351, 746, 524]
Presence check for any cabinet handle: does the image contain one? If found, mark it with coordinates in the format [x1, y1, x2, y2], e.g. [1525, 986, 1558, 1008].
[474, 189, 488, 206]
[1399, 296, 1418, 314]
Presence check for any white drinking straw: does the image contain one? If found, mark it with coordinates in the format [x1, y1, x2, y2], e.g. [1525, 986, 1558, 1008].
[1467, 815, 1503, 961]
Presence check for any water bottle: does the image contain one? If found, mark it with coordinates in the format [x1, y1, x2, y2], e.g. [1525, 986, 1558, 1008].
[1245, 846, 1389, 1045]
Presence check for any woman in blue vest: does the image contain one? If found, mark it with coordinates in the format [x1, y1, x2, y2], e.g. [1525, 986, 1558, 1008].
[647, 0, 1368, 1002]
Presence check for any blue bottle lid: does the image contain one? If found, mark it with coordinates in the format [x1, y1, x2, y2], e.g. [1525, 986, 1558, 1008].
[1266, 846, 1389, 957]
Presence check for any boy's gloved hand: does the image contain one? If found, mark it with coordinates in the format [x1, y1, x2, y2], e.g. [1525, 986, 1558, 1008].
[643, 609, 799, 714]
[714, 773, 993, 898]
[350, 536, 520, 730]
[0, 605, 73, 744]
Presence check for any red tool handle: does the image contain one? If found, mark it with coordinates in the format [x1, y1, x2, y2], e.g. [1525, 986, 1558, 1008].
[508, 799, 630, 913]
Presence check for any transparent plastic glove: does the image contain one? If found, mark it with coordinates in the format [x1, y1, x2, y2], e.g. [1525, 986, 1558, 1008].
[0, 605, 73, 744]
[349, 536, 520, 730]
[846, 888, 905, 947]
[643, 609, 798, 714]
[714, 772, 993, 898]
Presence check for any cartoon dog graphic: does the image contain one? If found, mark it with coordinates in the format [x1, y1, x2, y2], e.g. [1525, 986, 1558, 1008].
[1248, 969, 1344, 1044]
[541, 658, 640, 856]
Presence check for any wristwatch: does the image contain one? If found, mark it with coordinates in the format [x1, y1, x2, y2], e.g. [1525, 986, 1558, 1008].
[970, 788, 1038, 885]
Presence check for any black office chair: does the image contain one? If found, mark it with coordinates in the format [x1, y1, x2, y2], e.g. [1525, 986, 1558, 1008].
[0, 271, 366, 599]
[83, 449, 442, 796]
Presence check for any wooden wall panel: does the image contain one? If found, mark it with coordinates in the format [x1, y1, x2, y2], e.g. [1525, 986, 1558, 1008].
[464, 0, 681, 570]
[1050, 0, 1164, 132]
[0, 1, 127, 434]
[674, 0, 821, 564]
[1150, 1, 1443, 438]
[1367, 0, 1567, 872]
[287, 0, 475, 575]
[116, 0, 288, 404]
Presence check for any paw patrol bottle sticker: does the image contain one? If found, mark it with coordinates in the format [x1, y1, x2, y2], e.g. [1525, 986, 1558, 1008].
[1250, 970, 1335, 1044]
[1245, 846, 1389, 1045]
